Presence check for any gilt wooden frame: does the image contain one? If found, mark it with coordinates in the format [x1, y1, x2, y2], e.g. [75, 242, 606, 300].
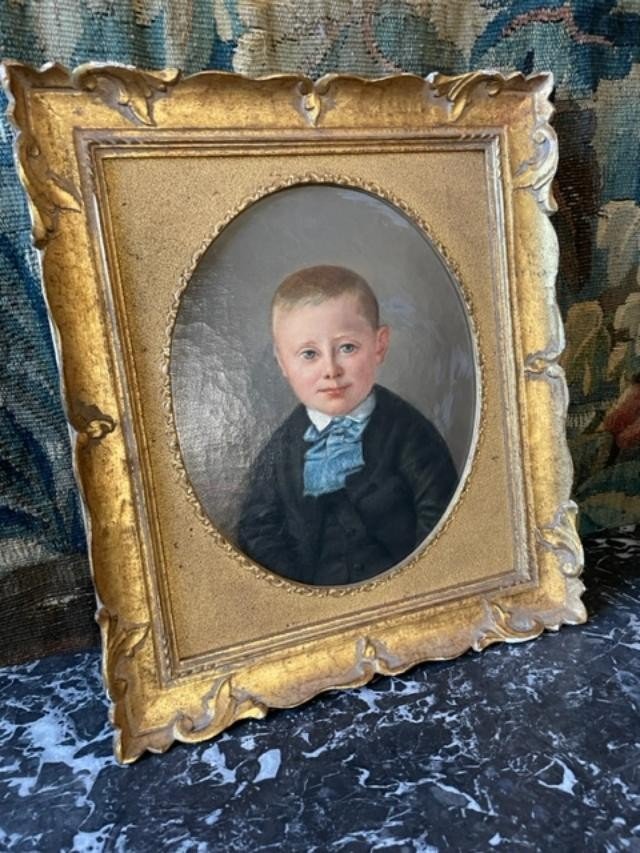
[2, 63, 585, 762]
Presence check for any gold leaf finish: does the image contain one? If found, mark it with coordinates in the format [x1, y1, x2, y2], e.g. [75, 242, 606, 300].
[539, 501, 585, 581]
[473, 601, 545, 651]
[1, 64, 83, 246]
[296, 78, 332, 126]
[71, 64, 182, 126]
[1, 64, 584, 763]
[97, 609, 149, 701]
[430, 70, 547, 119]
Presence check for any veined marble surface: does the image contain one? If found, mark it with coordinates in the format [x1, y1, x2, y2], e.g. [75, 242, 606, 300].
[1, 533, 638, 852]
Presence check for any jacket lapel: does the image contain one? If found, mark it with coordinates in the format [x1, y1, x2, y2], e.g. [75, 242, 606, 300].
[285, 407, 325, 554]
[344, 388, 388, 503]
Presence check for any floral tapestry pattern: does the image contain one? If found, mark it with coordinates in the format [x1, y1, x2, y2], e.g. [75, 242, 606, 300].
[0, 0, 638, 578]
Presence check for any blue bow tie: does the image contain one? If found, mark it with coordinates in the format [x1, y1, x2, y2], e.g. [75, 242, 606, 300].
[303, 416, 370, 497]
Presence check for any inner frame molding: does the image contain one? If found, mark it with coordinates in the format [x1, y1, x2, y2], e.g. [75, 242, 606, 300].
[2, 64, 584, 763]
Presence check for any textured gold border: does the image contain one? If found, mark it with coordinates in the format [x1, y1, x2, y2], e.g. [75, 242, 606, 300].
[1, 65, 585, 763]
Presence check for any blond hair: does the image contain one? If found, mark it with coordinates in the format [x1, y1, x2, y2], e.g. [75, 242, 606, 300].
[271, 265, 380, 329]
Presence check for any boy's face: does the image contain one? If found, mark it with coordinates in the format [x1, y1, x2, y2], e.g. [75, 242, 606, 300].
[273, 294, 390, 417]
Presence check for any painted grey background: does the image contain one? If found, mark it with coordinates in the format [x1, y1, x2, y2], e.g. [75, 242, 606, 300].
[171, 185, 476, 538]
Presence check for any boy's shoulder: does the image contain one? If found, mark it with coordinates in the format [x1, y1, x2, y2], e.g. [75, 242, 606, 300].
[260, 402, 308, 451]
[375, 384, 414, 411]
[374, 385, 434, 429]
[373, 386, 457, 478]
[373, 385, 453, 454]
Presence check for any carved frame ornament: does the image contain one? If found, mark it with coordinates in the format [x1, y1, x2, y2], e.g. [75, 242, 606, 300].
[2, 64, 585, 762]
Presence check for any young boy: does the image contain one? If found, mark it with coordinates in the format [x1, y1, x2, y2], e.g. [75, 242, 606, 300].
[237, 265, 458, 586]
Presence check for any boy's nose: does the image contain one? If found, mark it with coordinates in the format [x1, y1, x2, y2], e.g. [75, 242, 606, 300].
[323, 354, 343, 379]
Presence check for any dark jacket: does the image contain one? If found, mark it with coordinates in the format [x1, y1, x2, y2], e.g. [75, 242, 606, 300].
[237, 385, 458, 586]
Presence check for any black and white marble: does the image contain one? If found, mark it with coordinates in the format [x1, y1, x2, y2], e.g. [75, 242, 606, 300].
[1, 532, 639, 852]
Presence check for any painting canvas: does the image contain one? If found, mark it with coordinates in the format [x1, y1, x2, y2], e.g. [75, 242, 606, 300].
[170, 183, 476, 586]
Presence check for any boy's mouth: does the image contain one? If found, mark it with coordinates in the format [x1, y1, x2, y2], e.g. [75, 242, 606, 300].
[320, 385, 349, 397]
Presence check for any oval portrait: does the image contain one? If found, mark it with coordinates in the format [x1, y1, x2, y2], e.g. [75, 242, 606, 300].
[170, 183, 478, 587]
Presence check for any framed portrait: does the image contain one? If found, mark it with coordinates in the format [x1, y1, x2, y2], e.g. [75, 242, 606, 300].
[2, 64, 585, 762]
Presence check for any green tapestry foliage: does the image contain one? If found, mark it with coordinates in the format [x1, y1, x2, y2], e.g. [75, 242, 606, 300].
[0, 0, 638, 577]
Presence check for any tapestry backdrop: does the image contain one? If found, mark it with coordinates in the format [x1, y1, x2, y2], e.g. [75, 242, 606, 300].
[0, 1, 638, 581]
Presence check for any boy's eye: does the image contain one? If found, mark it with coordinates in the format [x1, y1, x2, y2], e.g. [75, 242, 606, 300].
[339, 343, 357, 354]
[300, 349, 317, 360]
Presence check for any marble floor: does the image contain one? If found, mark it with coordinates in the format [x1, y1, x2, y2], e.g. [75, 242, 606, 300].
[0, 532, 638, 852]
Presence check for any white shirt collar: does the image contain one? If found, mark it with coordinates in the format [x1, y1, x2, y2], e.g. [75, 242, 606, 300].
[306, 389, 376, 432]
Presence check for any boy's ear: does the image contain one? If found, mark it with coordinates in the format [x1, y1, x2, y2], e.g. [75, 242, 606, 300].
[375, 324, 390, 364]
[273, 342, 286, 376]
